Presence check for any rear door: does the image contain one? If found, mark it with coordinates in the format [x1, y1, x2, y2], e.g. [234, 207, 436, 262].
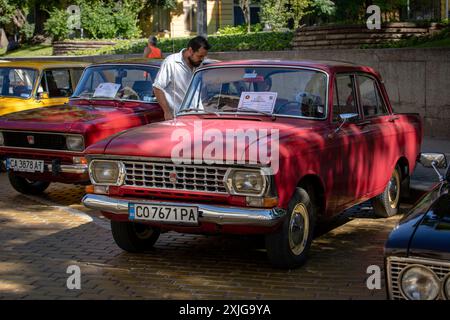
[356, 73, 398, 196]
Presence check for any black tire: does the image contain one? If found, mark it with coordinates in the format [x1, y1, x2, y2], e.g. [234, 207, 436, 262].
[111, 221, 160, 253]
[8, 172, 50, 195]
[265, 187, 316, 269]
[372, 165, 402, 218]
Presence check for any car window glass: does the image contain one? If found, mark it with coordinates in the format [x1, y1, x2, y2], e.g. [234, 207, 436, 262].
[358, 75, 388, 117]
[181, 67, 327, 119]
[44, 69, 72, 97]
[72, 65, 159, 102]
[0, 68, 36, 98]
[333, 74, 358, 122]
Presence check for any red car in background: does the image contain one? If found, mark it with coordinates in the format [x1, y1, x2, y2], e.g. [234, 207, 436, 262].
[82, 60, 423, 268]
[0, 59, 163, 194]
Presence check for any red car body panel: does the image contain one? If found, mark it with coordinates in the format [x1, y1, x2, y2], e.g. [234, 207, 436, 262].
[0, 100, 164, 183]
[0, 61, 164, 184]
[84, 60, 423, 232]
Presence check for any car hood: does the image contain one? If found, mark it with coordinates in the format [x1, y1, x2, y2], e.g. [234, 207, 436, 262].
[408, 190, 450, 261]
[94, 116, 316, 163]
[0, 101, 142, 134]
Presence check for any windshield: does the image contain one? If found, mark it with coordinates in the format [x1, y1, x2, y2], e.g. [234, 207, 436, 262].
[180, 67, 328, 119]
[72, 65, 159, 102]
[0, 68, 37, 99]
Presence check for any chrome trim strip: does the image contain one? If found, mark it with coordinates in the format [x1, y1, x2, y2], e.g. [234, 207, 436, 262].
[85, 154, 268, 167]
[82, 194, 286, 227]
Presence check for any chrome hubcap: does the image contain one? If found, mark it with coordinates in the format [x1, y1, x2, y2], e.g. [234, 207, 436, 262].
[288, 203, 310, 256]
[388, 170, 400, 209]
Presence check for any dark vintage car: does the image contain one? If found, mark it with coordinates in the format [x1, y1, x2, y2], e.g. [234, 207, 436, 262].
[385, 152, 450, 300]
[82, 59, 423, 268]
[0, 59, 164, 194]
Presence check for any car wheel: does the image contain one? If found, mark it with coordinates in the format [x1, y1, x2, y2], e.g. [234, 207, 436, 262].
[8, 172, 50, 195]
[265, 187, 316, 269]
[372, 165, 402, 218]
[111, 221, 161, 253]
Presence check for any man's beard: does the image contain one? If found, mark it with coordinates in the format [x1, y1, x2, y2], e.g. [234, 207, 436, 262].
[188, 56, 202, 67]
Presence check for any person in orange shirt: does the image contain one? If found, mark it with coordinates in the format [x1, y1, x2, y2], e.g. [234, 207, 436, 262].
[143, 36, 162, 59]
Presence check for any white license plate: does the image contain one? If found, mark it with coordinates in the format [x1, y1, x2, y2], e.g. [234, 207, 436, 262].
[129, 204, 198, 225]
[7, 158, 44, 173]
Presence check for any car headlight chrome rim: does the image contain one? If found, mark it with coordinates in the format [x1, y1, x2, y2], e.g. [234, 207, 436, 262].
[89, 160, 125, 186]
[400, 265, 440, 300]
[225, 168, 267, 196]
[66, 135, 85, 151]
[444, 274, 450, 300]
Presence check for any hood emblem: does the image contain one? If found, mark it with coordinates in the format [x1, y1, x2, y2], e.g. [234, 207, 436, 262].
[27, 135, 35, 145]
[169, 172, 178, 183]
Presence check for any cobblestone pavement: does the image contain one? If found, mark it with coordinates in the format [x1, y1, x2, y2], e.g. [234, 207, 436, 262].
[0, 171, 407, 300]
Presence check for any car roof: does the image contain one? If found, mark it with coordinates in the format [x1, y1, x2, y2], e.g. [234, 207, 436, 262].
[0, 60, 89, 69]
[200, 59, 378, 75]
[93, 58, 162, 67]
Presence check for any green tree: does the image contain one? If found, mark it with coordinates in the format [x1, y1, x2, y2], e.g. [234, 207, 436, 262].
[260, 0, 313, 30]
[260, 0, 291, 30]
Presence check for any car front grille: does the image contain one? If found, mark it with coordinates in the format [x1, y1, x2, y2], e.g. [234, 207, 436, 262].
[2, 131, 67, 150]
[387, 256, 450, 300]
[123, 160, 229, 194]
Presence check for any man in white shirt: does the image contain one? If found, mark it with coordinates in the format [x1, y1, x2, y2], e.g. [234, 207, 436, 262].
[153, 36, 211, 120]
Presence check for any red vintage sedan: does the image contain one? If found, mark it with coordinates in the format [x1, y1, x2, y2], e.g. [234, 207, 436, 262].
[82, 60, 423, 268]
[0, 60, 163, 194]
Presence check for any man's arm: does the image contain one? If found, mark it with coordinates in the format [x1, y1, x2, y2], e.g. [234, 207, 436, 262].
[143, 46, 150, 58]
[153, 87, 173, 120]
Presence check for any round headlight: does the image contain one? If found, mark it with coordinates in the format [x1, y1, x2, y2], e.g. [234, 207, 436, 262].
[89, 160, 124, 185]
[66, 135, 84, 151]
[0, 132, 4, 146]
[444, 275, 450, 300]
[400, 265, 440, 300]
[231, 170, 265, 194]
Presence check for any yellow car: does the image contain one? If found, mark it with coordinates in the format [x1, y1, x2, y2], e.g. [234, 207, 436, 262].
[0, 61, 89, 116]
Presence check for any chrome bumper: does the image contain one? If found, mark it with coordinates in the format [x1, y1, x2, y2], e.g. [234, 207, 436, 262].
[48, 164, 88, 174]
[2, 160, 88, 175]
[82, 194, 286, 227]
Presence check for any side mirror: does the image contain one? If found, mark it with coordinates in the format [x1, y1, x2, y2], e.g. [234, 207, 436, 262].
[38, 92, 49, 99]
[418, 152, 448, 182]
[418, 153, 447, 169]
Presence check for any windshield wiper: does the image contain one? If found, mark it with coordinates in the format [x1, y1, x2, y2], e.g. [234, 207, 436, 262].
[179, 107, 221, 116]
[237, 106, 277, 119]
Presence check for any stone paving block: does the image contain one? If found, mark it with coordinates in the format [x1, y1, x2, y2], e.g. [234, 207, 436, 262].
[0, 172, 404, 300]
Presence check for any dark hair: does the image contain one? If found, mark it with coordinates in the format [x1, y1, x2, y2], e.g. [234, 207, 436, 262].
[187, 36, 211, 52]
[149, 36, 157, 46]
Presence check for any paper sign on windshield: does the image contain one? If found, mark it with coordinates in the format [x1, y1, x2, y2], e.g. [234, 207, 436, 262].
[237, 92, 277, 113]
[93, 83, 121, 98]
